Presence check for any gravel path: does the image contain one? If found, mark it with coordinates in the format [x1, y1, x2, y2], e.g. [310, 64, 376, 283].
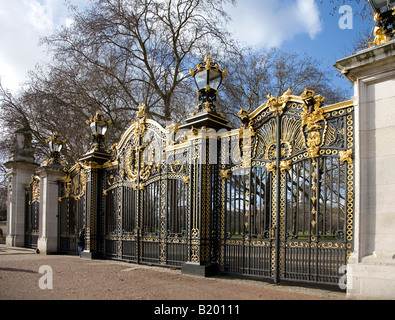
[0, 245, 345, 301]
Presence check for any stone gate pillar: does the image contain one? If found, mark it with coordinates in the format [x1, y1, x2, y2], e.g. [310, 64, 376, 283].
[5, 123, 38, 247]
[335, 40, 395, 300]
[36, 165, 65, 254]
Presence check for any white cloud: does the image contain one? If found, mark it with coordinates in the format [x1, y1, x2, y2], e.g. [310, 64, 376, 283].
[295, 0, 322, 39]
[0, 0, 51, 92]
[227, 0, 323, 49]
[65, 18, 75, 28]
[0, 0, 323, 93]
[0, 0, 88, 93]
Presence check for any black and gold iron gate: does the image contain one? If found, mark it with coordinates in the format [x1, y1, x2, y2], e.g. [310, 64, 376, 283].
[218, 89, 354, 285]
[102, 108, 193, 267]
[25, 176, 40, 249]
[58, 163, 86, 254]
[57, 90, 354, 287]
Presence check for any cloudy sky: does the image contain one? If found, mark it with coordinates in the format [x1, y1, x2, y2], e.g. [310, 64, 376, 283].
[0, 0, 88, 92]
[0, 0, 365, 95]
[226, 0, 323, 48]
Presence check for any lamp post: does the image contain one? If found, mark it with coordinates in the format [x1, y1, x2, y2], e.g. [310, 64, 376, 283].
[369, 0, 395, 45]
[180, 56, 231, 131]
[189, 56, 228, 115]
[80, 110, 112, 260]
[46, 132, 65, 166]
[86, 110, 112, 154]
[369, 0, 395, 13]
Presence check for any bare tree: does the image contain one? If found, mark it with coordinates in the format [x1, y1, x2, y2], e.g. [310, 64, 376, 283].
[220, 48, 349, 126]
[42, 0, 235, 122]
[1, 0, 235, 165]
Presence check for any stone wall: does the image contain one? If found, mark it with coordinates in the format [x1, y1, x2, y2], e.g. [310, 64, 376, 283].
[335, 39, 395, 300]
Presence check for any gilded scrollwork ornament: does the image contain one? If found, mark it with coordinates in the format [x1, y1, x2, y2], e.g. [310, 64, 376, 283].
[300, 89, 327, 159]
[310, 159, 319, 229]
[339, 149, 353, 164]
[136, 103, 146, 119]
[266, 161, 276, 174]
[131, 104, 147, 140]
[237, 107, 249, 123]
[265, 88, 292, 116]
[29, 176, 40, 204]
[370, 26, 391, 46]
[183, 176, 190, 184]
[125, 146, 138, 182]
[280, 160, 292, 173]
[265, 160, 292, 175]
[139, 162, 152, 180]
[103, 173, 116, 196]
[220, 169, 231, 180]
[369, 12, 394, 46]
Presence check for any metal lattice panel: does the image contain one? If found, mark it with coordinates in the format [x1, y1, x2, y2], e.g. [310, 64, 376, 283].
[56, 94, 354, 287]
[218, 93, 354, 286]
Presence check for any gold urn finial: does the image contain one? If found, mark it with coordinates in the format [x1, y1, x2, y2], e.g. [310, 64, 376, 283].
[204, 56, 213, 70]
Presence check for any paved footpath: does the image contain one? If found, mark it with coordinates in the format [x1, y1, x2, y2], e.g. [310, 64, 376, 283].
[0, 244, 345, 301]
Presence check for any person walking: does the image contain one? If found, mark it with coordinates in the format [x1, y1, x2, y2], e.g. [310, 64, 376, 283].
[77, 228, 85, 257]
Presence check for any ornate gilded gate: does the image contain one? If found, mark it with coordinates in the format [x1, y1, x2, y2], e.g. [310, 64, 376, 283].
[25, 176, 40, 248]
[58, 164, 86, 254]
[102, 108, 192, 266]
[57, 89, 354, 287]
[218, 89, 354, 285]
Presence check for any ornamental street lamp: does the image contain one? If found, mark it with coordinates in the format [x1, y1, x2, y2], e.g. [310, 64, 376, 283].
[369, 0, 395, 13]
[86, 110, 112, 153]
[368, 0, 395, 45]
[46, 132, 66, 165]
[189, 56, 228, 114]
[180, 56, 231, 131]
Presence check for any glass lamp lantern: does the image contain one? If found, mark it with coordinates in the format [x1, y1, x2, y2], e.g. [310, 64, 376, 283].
[86, 110, 112, 153]
[189, 56, 227, 114]
[369, 0, 395, 13]
[46, 132, 65, 165]
[88, 111, 110, 136]
[368, 0, 395, 45]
